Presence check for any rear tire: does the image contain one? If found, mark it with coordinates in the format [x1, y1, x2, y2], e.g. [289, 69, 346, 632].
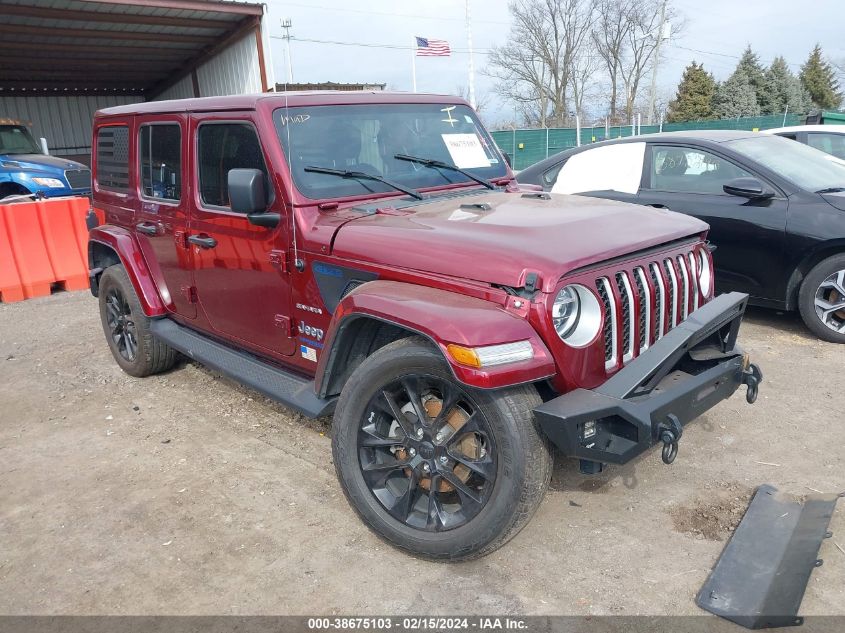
[331, 337, 552, 561]
[798, 254, 845, 343]
[98, 265, 177, 376]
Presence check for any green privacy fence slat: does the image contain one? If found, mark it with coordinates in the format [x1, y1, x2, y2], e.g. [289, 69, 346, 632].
[491, 114, 803, 171]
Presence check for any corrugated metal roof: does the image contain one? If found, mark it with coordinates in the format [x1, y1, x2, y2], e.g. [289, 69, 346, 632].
[0, 0, 264, 95]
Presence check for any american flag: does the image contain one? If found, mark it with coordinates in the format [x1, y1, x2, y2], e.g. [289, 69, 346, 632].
[415, 36, 451, 57]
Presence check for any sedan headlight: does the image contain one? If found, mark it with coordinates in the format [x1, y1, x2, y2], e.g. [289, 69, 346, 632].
[552, 284, 602, 347]
[32, 177, 65, 188]
[698, 249, 713, 298]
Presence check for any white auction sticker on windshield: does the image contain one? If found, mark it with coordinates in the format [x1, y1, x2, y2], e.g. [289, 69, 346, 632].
[441, 134, 489, 169]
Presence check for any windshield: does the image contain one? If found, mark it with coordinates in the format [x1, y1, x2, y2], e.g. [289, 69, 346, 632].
[0, 125, 42, 155]
[274, 103, 507, 200]
[726, 135, 845, 193]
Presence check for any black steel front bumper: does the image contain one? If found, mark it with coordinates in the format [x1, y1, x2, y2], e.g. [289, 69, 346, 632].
[533, 292, 761, 469]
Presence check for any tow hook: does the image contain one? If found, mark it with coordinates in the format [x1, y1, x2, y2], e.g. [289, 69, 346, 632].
[657, 414, 683, 465]
[741, 363, 763, 404]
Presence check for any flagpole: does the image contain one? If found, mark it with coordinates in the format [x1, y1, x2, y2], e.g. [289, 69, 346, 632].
[411, 36, 417, 92]
[465, 1, 476, 109]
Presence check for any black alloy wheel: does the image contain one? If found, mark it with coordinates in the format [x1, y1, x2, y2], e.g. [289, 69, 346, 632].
[105, 287, 138, 362]
[358, 375, 496, 532]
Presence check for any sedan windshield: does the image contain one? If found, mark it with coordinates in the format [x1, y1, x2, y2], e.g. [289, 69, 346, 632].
[0, 125, 42, 155]
[726, 135, 845, 193]
[274, 103, 507, 200]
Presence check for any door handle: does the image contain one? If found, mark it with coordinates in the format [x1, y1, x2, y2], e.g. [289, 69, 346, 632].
[187, 234, 217, 249]
[136, 222, 158, 235]
[647, 203, 667, 209]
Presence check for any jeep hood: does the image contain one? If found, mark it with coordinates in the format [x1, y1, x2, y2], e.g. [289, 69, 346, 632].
[331, 191, 708, 292]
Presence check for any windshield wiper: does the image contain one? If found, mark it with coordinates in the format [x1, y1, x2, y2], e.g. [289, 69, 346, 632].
[815, 187, 845, 194]
[394, 154, 496, 190]
[304, 165, 423, 200]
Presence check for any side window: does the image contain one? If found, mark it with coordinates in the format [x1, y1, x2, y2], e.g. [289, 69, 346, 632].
[197, 123, 268, 209]
[806, 133, 845, 160]
[139, 124, 181, 201]
[96, 125, 130, 191]
[649, 146, 752, 194]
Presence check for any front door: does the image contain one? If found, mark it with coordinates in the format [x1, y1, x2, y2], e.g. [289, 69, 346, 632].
[638, 144, 789, 301]
[188, 116, 295, 357]
[134, 116, 196, 318]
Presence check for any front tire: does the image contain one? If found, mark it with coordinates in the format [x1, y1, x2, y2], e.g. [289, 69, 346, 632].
[798, 254, 845, 343]
[98, 265, 178, 376]
[331, 337, 552, 561]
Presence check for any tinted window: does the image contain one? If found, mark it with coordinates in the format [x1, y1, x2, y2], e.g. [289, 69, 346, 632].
[0, 125, 41, 154]
[198, 123, 268, 209]
[96, 125, 130, 191]
[806, 132, 845, 160]
[727, 135, 845, 192]
[649, 146, 751, 194]
[274, 103, 506, 200]
[552, 142, 646, 194]
[140, 124, 181, 201]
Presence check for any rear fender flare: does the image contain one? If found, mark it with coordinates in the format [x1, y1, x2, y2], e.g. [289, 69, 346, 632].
[88, 225, 166, 317]
[315, 280, 556, 397]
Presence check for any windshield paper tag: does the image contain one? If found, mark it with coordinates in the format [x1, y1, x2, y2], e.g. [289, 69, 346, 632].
[441, 133, 489, 169]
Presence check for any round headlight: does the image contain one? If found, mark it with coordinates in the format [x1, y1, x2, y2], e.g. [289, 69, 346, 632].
[552, 285, 580, 338]
[698, 249, 712, 298]
[552, 284, 602, 347]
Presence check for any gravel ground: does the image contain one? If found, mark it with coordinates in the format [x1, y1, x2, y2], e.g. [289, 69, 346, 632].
[0, 290, 843, 616]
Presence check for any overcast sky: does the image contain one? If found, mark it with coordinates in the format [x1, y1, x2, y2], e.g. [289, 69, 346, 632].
[263, 0, 845, 126]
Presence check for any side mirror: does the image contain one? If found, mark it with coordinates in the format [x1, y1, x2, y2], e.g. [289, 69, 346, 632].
[228, 168, 280, 228]
[723, 177, 775, 200]
[39, 137, 49, 155]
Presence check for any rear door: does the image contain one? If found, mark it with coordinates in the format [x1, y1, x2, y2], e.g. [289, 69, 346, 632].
[637, 143, 789, 300]
[133, 115, 196, 318]
[188, 114, 296, 357]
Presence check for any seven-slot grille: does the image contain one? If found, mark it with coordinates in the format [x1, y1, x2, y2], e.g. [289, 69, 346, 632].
[597, 250, 702, 371]
[64, 169, 91, 189]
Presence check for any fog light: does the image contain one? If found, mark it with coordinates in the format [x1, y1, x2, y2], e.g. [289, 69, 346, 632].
[583, 420, 597, 439]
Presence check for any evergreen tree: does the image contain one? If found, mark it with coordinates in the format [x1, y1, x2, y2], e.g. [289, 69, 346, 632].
[800, 44, 843, 109]
[760, 56, 809, 115]
[714, 69, 761, 119]
[736, 45, 766, 107]
[667, 62, 717, 122]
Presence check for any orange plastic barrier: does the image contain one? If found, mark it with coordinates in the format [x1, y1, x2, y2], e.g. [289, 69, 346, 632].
[0, 216, 25, 303]
[0, 196, 91, 302]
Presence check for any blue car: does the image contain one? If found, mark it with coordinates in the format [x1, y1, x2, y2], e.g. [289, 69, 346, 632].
[0, 119, 91, 200]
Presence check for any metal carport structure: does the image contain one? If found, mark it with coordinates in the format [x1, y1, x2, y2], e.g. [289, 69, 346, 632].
[0, 0, 272, 162]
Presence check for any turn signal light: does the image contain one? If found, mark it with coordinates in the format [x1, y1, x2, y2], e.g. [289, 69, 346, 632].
[447, 341, 534, 368]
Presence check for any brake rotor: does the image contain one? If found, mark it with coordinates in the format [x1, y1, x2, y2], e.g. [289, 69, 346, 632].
[396, 392, 481, 493]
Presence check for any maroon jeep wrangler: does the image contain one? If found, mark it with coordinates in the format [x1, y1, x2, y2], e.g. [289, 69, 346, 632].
[87, 92, 761, 560]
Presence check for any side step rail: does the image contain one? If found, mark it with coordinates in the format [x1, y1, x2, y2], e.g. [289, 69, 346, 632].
[150, 318, 335, 419]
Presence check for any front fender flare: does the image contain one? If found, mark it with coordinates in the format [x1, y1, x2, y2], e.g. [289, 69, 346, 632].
[88, 225, 166, 317]
[316, 280, 556, 395]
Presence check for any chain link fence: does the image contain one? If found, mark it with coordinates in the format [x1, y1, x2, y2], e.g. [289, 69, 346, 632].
[491, 114, 804, 171]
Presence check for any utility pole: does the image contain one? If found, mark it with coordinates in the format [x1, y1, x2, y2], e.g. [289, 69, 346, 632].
[647, 0, 668, 126]
[281, 18, 294, 84]
[465, 0, 477, 109]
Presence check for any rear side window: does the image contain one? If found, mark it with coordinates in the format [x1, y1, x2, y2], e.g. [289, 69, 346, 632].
[197, 123, 268, 209]
[806, 132, 845, 160]
[551, 142, 646, 195]
[140, 124, 181, 202]
[96, 125, 130, 191]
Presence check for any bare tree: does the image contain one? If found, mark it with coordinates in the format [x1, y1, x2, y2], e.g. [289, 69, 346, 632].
[619, 0, 684, 122]
[569, 45, 601, 117]
[486, 0, 595, 127]
[592, 0, 634, 123]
